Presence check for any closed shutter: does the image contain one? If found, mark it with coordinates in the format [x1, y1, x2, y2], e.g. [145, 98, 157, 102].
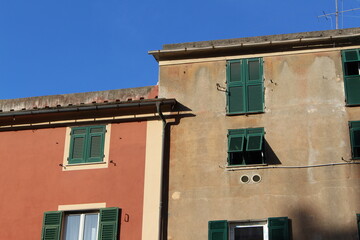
[41, 211, 63, 240]
[69, 127, 87, 164]
[98, 207, 120, 240]
[227, 60, 246, 114]
[246, 58, 264, 113]
[87, 126, 106, 163]
[208, 220, 228, 240]
[227, 58, 263, 114]
[268, 217, 289, 240]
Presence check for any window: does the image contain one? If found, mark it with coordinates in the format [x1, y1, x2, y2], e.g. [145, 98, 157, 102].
[357, 214, 360, 240]
[41, 207, 120, 240]
[349, 121, 360, 159]
[228, 128, 265, 166]
[342, 49, 360, 105]
[68, 125, 106, 164]
[208, 217, 289, 240]
[226, 58, 264, 114]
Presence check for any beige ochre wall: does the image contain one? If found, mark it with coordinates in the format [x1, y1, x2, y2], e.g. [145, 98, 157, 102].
[142, 120, 163, 240]
[159, 48, 360, 239]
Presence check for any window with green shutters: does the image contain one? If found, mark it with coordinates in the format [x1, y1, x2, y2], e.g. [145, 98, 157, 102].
[228, 128, 265, 166]
[41, 207, 120, 240]
[226, 58, 264, 114]
[208, 217, 289, 240]
[349, 121, 360, 159]
[68, 125, 106, 164]
[342, 49, 360, 106]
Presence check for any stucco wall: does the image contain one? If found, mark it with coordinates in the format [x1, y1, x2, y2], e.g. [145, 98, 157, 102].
[159, 49, 360, 239]
[0, 121, 147, 239]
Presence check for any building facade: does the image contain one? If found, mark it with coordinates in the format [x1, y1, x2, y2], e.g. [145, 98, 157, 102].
[150, 28, 360, 239]
[0, 86, 175, 240]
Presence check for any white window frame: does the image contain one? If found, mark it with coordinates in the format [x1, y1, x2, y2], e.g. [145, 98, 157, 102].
[63, 212, 100, 240]
[229, 220, 268, 240]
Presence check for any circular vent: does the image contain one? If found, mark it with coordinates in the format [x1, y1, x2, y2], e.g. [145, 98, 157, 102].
[252, 174, 261, 183]
[240, 175, 250, 183]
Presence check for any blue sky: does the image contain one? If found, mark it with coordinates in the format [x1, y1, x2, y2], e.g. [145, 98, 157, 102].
[1, 0, 359, 99]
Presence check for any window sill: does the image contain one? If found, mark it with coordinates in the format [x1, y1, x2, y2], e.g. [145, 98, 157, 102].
[226, 111, 264, 116]
[66, 161, 106, 167]
[62, 161, 108, 171]
[226, 163, 268, 171]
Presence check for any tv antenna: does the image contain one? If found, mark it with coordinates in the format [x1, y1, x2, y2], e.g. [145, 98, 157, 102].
[318, 0, 360, 29]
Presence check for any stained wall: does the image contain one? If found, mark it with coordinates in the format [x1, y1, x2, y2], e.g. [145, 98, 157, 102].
[159, 49, 360, 239]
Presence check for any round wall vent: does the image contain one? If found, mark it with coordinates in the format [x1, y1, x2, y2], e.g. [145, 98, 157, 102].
[240, 175, 250, 183]
[252, 174, 261, 183]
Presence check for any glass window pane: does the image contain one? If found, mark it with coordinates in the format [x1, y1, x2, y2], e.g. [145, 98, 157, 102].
[83, 213, 99, 240]
[234, 226, 263, 240]
[353, 129, 360, 146]
[64, 215, 81, 240]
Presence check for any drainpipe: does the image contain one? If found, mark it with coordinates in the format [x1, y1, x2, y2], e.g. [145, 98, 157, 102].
[156, 101, 167, 240]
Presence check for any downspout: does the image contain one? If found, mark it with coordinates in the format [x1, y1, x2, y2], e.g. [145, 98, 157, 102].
[156, 101, 167, 240]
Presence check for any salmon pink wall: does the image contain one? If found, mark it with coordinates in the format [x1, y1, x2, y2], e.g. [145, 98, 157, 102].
[0, 121, 147, 239]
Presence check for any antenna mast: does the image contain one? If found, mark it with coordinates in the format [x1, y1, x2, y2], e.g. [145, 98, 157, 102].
[318, 0, 360, 29]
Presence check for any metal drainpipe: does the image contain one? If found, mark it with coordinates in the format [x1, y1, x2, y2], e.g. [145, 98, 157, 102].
[156, 101, 167, 240]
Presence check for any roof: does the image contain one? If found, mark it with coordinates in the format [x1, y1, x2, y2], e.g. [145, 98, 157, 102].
[0, 86, 159, 113]
[149, 27, 360, 61]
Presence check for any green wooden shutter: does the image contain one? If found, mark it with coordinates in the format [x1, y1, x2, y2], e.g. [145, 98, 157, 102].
[342, 49, 360, 62]
[227, 60, 246, 114]
[344, 76, 360, 105]
[86, 126, 106, 163]
[350, 122, 360, 159]
[69, 127, 87, 164]
[98, 207, 120, 240]
[246, 134, 263, 151]
[208, 220, 228, 240]
[245, 58, 264, 113]
[268, 217, 289, 240]
[41, 211, 63, 240]
[342, 49, 360, 106]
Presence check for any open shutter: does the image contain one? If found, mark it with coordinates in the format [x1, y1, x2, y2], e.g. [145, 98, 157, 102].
[245, 58, 264, 113]
[268, 217, 289, 240]
[208, 220, 228, 240]
[69, 127, 87, 164]
[350, 122, 360, 159]
[342, 49, 360, 62]
[344, 76, 360, 105]
[41, 211, 63, 240]
[227, 60, 246, 114]
[342, 49, 360, 105]
[246, 134, 263, 151]
[87, 126, 106, 163]
[98, 207, 120, 240]
[228, 135, 245, 152]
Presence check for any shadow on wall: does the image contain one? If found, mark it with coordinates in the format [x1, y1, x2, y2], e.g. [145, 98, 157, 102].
[264, 140, 281, 165]
[160, 102, 196, 240]
[289, 205, 358, 240]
